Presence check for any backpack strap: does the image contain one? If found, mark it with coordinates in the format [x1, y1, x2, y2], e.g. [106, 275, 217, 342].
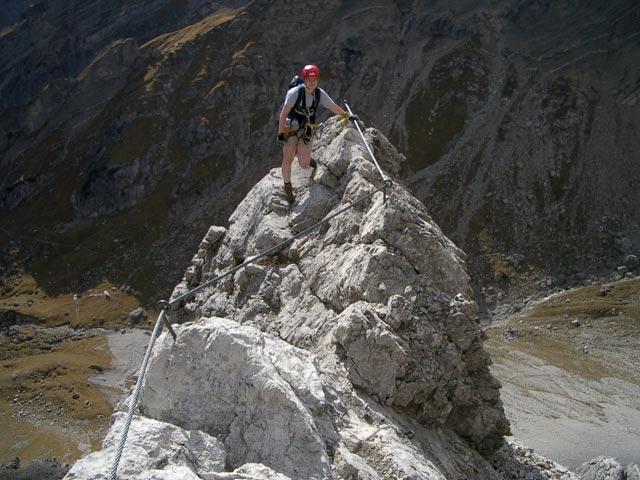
[313, 88, 321, 110]
[297, 84, 306, 111]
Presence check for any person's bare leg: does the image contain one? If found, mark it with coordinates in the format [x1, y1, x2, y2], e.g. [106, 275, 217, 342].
[297, 143, 312, 169]
[282, 143, 297, 183]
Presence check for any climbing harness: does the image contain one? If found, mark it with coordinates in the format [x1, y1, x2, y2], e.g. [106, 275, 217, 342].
[291, 84, 321, 123]
[107, 104, 391, 480]
[287, 85, 322, 144]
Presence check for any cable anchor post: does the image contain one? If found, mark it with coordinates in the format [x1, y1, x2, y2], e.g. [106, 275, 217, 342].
[157, 300, 177, 342]
[382, 178, 392, 203]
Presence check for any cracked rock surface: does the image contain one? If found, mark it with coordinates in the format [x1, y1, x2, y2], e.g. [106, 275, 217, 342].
[69, 121, 512, 479]
[63, 119, 635, 480]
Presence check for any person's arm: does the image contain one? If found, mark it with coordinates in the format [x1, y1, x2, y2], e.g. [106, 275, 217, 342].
[319, 89, 356, 120]
[330, 101, 358, 123]
[329, 102, 345, 116]
[279, 105, 292, 133]
[319, 89, 344, 116]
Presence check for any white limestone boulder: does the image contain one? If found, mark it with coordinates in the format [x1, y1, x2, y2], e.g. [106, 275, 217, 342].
[137, 318, 334, 480]
[64, 412, 225, 480]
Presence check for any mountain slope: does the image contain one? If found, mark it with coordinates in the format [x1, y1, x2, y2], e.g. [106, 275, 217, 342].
[1, 0, 639, 306]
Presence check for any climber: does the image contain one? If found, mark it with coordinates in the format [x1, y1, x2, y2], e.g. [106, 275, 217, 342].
[277, 64, 355, 202]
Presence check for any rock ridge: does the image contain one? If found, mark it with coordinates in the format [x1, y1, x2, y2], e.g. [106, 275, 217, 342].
[65, 121, 511, 479]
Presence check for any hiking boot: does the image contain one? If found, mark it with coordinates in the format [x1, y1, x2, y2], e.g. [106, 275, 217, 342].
[309, 158, 317, 169]
[283, 182, 295, 202]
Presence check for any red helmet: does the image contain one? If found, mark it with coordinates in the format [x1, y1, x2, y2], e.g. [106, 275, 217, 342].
[301, 64, 320, 79]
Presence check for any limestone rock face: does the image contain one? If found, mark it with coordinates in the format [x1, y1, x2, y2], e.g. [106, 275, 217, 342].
[65, 412, 226, 479]
[575, 456, 639, 480]
[64, 120, 513, 479]
[139, 317, 334, 479]
[62, 120, 511, 479]
[172, 121, 509, 454]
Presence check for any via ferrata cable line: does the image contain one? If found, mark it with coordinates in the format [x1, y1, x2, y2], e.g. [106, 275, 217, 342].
[345, 101, 390, 186]
[107, 106, 391, 479]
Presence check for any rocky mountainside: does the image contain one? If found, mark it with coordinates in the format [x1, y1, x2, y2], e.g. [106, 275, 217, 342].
[1, 0, 639, 306]
[0, 0, 32, 29]
[66, 120, 526, 480]
[0, 0, 246, 120]
[0, 122, 634, 480]
[62, 120, 639, 480]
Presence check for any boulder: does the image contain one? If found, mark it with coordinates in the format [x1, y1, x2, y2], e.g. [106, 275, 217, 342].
[138, 318, 334, 480]
[64, 412, 225, 480]
[576, 456, 626, 480]
[623, 254, 639, 269]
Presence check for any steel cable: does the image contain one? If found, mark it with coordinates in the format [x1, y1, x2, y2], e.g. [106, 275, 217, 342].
[107, 110, 389, 478]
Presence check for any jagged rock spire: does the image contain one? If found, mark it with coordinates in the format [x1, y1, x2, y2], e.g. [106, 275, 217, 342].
[66, 119, 510, 480]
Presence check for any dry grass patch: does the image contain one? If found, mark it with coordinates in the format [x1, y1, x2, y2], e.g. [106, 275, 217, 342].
[0, 330, 113, 465]
[1, 274, 153, 329]
[486, 278, 640, 384]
